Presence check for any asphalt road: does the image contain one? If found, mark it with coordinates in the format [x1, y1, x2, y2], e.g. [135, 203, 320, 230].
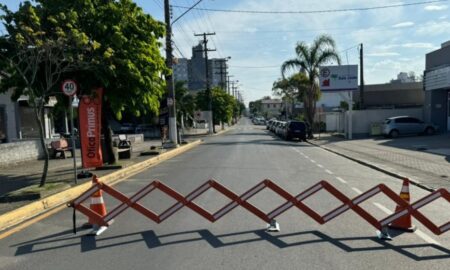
[1, 118, 449, 270]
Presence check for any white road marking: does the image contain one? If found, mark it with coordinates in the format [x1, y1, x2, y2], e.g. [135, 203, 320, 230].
[351, 187, 363, 194]
[317, 164, 324, 168]
[310, 159, 316, 163]
[304, 155, 309, 159]
[373, 202, 392, 214]
[336, 177, 347, 184]
[373, 202, 442, 246]
[325, 169, 333, 175]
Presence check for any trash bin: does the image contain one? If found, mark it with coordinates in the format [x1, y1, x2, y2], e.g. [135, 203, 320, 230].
[370, 122, 382, 136]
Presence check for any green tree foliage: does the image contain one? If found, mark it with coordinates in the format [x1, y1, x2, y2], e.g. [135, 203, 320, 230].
[0, 1, 95, 186]
[272, 72, 309, 103]
[0, 0, 167, 184]
[196, 87, 235, 125]
[281, 34, 340, 136]
[249, 100, 262, 116]
[174, 81, 195, 123]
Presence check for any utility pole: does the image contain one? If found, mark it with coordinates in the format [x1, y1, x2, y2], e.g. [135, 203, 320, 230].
[359, 43, 365, 110]
[195, 32, 216, 134]
[164, 0, 177, 145]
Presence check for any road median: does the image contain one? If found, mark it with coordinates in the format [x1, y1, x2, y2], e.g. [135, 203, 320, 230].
[0, 139, 202, 233]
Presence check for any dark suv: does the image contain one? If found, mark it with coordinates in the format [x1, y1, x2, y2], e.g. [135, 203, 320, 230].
[284, 121, 307, 141]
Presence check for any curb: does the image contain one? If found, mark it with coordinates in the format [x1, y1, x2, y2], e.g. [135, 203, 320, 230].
[212, 127, 234, 136]
[307, 140, 436, 192]
[0, 139, 202, 233]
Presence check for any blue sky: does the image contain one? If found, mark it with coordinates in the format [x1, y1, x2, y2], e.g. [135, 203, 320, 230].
[2, 0, 450, 104]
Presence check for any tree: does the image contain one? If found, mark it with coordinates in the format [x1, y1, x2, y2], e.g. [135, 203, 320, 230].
[41, 0, 167, 164]
[0, 2, 94, 186]
[0, 0, 167, 185]
[174, 81, 195, 127]
[196, 87, 235, 126]
[272, 73, 309, 104]
[281, 34, 341, 137]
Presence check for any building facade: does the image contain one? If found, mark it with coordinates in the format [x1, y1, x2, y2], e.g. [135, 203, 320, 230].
[424, 41, 450, 132]
[174, 43, 228, 94]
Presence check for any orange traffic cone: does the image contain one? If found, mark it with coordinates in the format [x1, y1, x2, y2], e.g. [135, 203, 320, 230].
[85, 175, 107, 228]
[388, 178, 416, 232]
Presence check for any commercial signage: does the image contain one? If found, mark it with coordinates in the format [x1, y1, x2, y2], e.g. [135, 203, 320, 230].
[79, 88, 103, 168]
[424, 66, 450, 91]
[319, 65, 358, 91]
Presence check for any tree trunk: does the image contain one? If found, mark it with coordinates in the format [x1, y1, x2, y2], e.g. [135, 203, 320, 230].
[102, 99, 116, 165]
[34, 105, 50, 187]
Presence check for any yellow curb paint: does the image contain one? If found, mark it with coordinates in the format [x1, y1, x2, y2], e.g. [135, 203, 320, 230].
[0, 140, 202, 237]
[0, 204, 66, 240]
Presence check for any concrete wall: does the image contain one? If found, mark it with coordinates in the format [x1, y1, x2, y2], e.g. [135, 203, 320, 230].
[0, 140, 44, 167]
[345, 108, 424, 137]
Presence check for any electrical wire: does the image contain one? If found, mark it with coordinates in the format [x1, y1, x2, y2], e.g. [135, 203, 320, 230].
[171, 0, 448, 14]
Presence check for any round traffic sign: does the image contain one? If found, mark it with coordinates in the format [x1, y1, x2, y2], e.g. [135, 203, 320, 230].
[61, 79, 78, 96]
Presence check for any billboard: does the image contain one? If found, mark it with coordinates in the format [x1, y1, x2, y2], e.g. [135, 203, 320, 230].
[79, 88, 103, 168]
[319, 65, 358, 91]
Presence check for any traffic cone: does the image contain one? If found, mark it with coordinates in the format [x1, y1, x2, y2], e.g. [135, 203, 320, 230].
[388, 178, 416, 232]
[83, 175, 107, 228]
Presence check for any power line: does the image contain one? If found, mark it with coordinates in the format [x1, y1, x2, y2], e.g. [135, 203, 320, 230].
[172, 0, 447, 14]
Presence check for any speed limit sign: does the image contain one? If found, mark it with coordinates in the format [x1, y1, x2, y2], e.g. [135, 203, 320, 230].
[61, 79, 78, 96]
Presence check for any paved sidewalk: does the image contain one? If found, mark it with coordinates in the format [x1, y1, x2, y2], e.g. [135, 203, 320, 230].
[0, 140, 162, 214]
[310, 133, 450, 190]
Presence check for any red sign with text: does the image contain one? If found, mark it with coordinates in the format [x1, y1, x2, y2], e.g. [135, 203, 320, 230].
[79, 88, 103, 168]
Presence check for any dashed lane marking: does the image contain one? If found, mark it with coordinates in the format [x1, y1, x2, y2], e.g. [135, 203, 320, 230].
[373, 202, 442, 246]
[310, 160, 316, 163]
[336, 177, 347, 184]
[325, 169, 333, 175]
[351, 187, 363, 194]
[317, 164, 324, 168]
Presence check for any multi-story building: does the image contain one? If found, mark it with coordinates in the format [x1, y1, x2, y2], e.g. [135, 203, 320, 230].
[174, 42, 228, 94]
[173, 58, 189, 83]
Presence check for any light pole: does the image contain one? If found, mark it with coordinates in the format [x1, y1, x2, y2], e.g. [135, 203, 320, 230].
[164, 0, 204, 146]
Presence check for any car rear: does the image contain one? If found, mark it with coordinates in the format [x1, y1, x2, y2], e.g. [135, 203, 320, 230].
[286, 121, 307, 141]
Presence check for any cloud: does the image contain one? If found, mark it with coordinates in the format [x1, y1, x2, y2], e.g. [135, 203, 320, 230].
[424, 5, 448, 11]
[416, 20, 450, 36]
[392, 21, 414, 28]
[367, 52, 400, 57]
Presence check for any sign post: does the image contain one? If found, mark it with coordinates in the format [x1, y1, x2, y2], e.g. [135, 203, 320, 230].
[319, 65, 358, 140]
[61, 79, 78, 184]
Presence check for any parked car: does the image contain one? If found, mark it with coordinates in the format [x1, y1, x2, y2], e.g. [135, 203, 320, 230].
[284, 121, 307, 141]
[270, 120, 278, 132]
[382, 116, 437, 138]
[276, 121, 286, 136]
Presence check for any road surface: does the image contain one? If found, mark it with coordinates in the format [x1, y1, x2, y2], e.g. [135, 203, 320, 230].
[1, 118, 449, 270]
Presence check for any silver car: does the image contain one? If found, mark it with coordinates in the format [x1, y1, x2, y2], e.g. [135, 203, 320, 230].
[382, 116, 437, 138]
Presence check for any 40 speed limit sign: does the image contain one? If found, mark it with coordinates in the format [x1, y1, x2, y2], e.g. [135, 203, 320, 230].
[61, 79, 78, 96]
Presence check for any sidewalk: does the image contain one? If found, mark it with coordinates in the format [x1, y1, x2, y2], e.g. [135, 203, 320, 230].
[0, 140, 162, 214]
[310, 133, 450, 190]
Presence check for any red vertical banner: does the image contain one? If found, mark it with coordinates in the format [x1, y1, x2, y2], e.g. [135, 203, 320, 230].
[79, 88, 103, 168]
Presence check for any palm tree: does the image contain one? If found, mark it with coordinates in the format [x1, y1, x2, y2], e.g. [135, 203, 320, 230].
[281, 34, 341, 137]
[174, 81, 195, 128]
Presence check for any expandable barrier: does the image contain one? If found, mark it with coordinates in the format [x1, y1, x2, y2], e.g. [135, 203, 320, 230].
[68, 178, 450, 239]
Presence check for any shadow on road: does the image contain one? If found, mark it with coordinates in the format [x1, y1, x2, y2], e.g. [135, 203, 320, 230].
[12, 228, 450, 261]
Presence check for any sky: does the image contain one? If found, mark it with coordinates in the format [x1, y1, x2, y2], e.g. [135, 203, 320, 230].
[2, 0, 450, 104]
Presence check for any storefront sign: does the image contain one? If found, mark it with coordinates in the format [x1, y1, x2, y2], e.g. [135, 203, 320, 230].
[79, 88, 103, 168]
[424, 66, 450, 91]
[319, 65, 358, 91]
